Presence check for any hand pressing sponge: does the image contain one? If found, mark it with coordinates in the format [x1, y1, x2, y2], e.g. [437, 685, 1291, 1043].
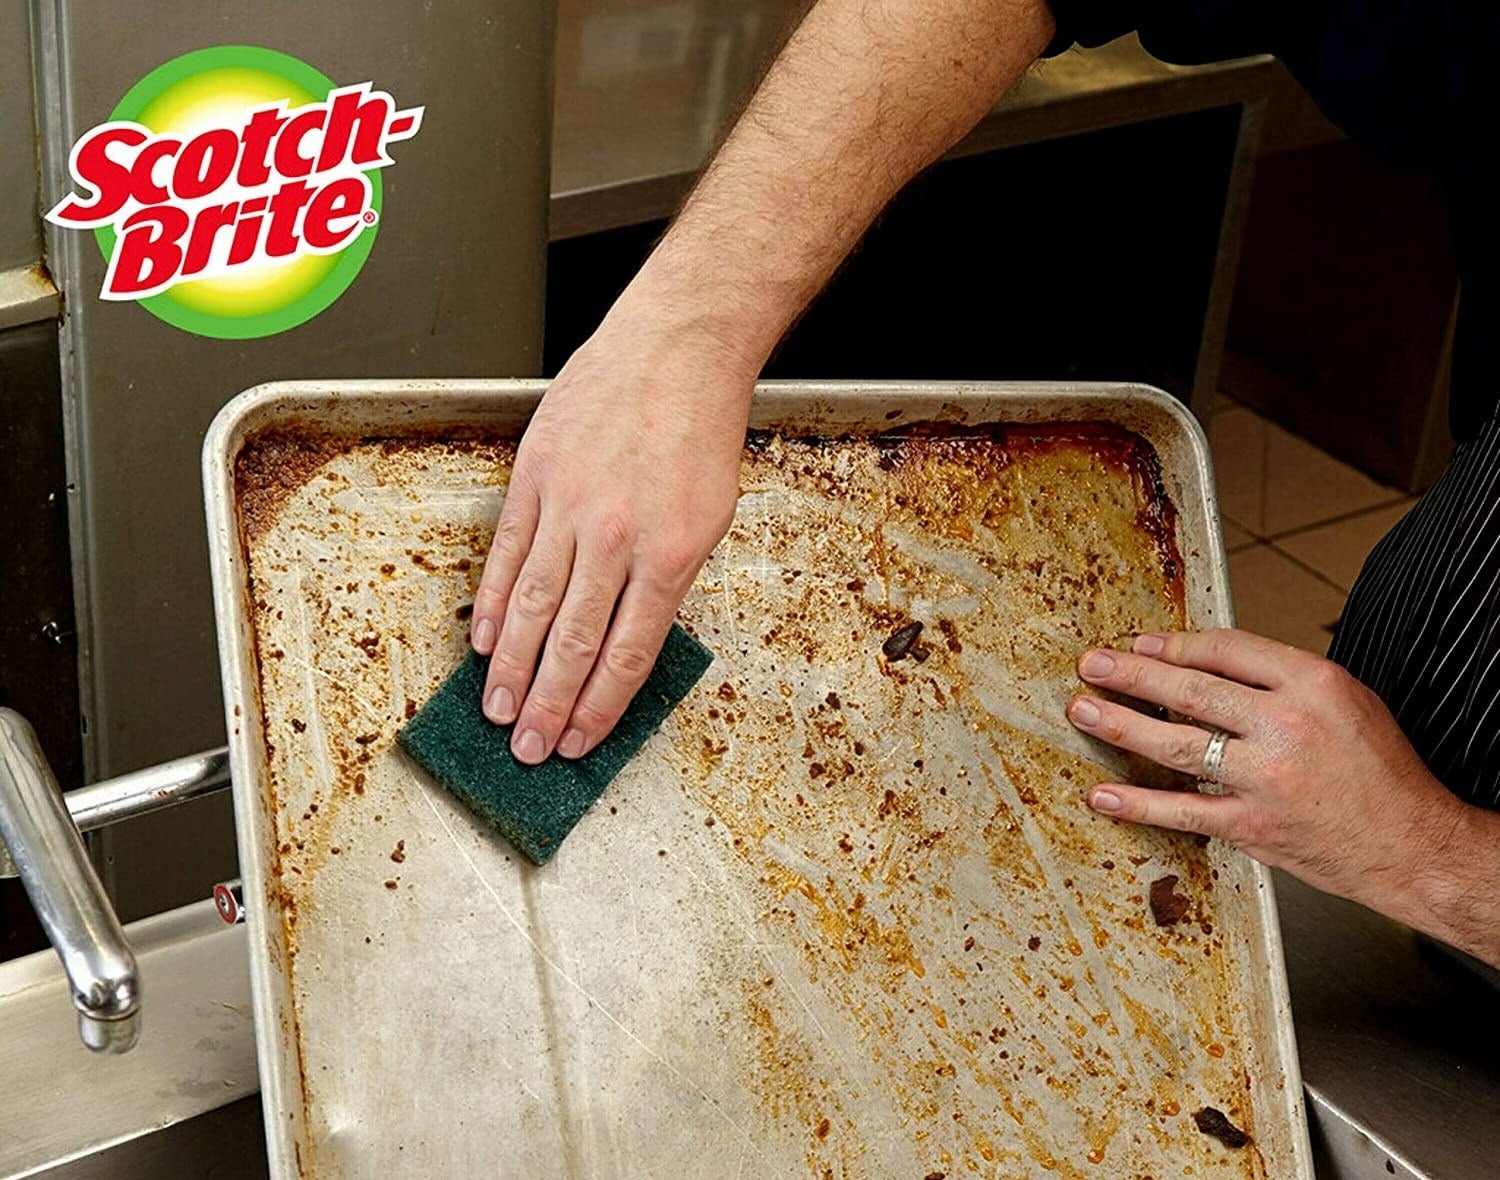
[398, 623, 714, 865]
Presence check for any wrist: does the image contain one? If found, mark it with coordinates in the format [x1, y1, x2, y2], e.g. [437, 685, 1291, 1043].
[614, 235, 796, 381]
[1402, 798, 1500, 967]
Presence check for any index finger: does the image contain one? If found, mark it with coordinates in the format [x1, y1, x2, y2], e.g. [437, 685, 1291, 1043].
[470, 475, 541, 657]
[1132, 628, 1316, 690]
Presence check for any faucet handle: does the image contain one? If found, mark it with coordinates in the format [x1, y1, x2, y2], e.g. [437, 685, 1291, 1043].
[0, 708, 140, 1054]
[213, 879, 247, 925]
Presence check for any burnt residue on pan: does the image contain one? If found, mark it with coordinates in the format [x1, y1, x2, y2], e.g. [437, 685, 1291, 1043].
[671, 426, 1259, 1177]
[881, 620, 926, 662]
[236, 422, 524, 544]
[235, 424, 516, 1173]
[236, 429, 345, 545]
[1194, 1105, 1252, 1148]
[235, 418, 1273, 1178]
[1150, 874, 1192, 927]
[871, 422, 1185, 615]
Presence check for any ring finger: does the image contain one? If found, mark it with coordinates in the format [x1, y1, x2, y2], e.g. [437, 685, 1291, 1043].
[1068, 694, 1250, 784]
[483, 516, 575, 727]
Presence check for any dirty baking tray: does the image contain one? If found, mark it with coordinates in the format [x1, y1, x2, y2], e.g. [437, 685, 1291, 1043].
[205, 380, 1313, 1178]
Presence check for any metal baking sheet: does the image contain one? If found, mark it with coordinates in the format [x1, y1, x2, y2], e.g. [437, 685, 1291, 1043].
[205, 380, 1314, 1179]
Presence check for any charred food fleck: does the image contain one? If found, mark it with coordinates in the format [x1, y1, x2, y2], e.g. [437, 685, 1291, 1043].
[882, 621, 925, 662]
[1149, 874, 1191, 926]
[1193, 1106, 1250, 1148]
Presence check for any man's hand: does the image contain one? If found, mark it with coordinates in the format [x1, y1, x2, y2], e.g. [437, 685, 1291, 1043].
[469, 311, 752, 764]
[470, 0, 1055, 763]
[1066, 628, 1500, 968]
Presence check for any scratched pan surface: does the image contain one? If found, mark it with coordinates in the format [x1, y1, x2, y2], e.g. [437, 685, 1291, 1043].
[205, 380, 1313, 1180]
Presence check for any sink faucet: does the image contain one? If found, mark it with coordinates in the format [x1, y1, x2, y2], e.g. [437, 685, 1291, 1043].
[0, 709, 140, 1052]
[0, 710, 232, 1052]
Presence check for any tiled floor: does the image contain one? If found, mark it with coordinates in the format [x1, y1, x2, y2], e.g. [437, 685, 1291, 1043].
[1205, 396, 1417, 656]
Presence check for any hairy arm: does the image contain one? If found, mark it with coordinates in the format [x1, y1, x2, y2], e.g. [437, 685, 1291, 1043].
[472, 0, 1057, 764]
[1402, 803, 1500, 967]
[626, 0, 1058, 376]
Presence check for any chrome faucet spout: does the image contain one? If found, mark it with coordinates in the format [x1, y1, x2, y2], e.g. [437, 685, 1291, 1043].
[0, 709, 140, 1054]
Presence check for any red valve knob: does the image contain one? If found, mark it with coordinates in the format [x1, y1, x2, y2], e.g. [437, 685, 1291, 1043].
[213, 880, 246, 925]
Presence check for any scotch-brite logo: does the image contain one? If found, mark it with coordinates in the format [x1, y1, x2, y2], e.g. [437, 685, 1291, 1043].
[45, 46, 424, 339]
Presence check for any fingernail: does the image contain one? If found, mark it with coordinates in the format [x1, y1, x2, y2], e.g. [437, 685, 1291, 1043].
[1069, 698, 1101, 727]
[1090, 789, 1122, 813]
[1081, 650, 1116, 679]
[558, 728, 586, 759]
[1135, 634, 1166, 657]
[473, 618, 496, 654]
[485, 685, 515, 724]
[513, 728, 545, 763]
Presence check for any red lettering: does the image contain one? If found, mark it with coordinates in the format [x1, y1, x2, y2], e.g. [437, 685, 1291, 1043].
[318, 86, 392, 170]
[302, 177, 367, 250]
[237, 108, 286, 187]
[227, 202, 266, 266]
[49, 125, 146, 223]
[272, 109, 324, 179]
[264, 181, 316, 257]
[130, 137, 181, 205]
[106, 206, 188, 296]
[54, 82, 423, 300]
[173, 129, 238, 200]
[181, 201, 239, 277]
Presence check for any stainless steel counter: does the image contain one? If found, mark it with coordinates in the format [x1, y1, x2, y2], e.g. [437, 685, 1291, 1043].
[551, 1, 1274, 239]
[1275, 869, 1500, 1179]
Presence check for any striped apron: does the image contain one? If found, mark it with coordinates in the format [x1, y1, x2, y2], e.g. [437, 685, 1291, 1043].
[1329, 411, 1500, 807]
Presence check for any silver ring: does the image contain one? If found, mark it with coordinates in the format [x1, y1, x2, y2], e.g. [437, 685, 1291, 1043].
[1200, 728, 1231, 784]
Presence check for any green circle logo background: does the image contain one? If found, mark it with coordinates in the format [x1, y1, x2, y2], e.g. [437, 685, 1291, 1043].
[94, 45, 384, 340]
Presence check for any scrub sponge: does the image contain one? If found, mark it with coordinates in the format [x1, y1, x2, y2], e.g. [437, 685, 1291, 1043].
[398, 623, 714, 865]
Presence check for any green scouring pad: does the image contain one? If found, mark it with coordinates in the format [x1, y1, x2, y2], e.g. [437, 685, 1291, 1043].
[398, 623, 714, 865]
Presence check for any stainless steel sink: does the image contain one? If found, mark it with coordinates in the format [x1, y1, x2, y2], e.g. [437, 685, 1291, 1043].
[29, 1098, 266, 1180]
[0, 900, 259, 1180]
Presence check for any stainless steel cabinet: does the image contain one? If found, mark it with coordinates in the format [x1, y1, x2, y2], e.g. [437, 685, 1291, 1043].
[32, 0, 555, 919]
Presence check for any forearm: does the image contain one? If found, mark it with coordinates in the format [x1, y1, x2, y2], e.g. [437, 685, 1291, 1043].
[487, 1, 1054, 764]
[1386, 801, 1500, 969]
[614, 0, 1055, 377]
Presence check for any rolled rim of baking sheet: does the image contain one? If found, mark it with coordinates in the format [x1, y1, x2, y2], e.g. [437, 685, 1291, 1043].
[203, 379, 1312, 1180]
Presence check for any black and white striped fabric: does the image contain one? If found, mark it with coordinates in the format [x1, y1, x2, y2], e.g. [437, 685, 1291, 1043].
[1329, 410, 1500, 808]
